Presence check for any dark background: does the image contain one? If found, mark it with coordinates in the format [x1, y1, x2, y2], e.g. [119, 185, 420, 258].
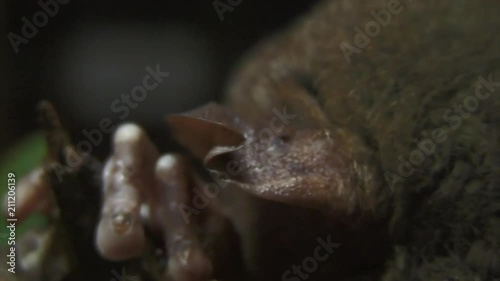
[2, 0, 319, 159]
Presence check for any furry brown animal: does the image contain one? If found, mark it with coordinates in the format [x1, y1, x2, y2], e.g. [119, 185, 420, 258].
[5, 1, 500, 280]
[210, 0, 500, 280]
[174, 0, 500, 281]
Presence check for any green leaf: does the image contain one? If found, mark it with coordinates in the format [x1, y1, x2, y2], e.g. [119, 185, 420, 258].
[0, 132, 48, 242]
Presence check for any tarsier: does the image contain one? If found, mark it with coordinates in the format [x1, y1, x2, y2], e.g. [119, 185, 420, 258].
[3, 0, 500, 280]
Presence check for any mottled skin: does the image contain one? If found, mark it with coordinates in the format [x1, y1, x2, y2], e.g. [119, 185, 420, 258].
[210, 0, 500, 280]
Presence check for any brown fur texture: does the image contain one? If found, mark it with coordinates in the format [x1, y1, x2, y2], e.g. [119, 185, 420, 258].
[7, 1, 499, 281]
[223, 0, 500, 280]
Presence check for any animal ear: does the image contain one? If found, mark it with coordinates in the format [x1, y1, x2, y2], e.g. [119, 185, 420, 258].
[166, 103, 246, 161]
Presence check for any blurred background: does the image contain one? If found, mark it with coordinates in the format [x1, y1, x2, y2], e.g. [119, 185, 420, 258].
[2, 0, 320, 161]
